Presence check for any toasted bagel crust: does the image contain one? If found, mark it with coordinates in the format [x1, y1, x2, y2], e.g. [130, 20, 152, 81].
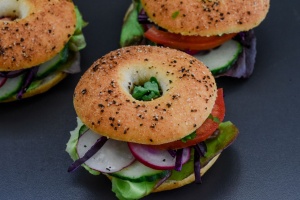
[141, 0, 270, 36]
[153, 154, 220, 192]
[0, 0, 76, 71]
[74, 46, 217, 145]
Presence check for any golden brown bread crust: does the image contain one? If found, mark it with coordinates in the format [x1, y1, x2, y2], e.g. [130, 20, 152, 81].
[141, 0, 270, 36]
[0, 0, 76, 71]
[2, 72, 67, 102]
[74, 45, 217, 145]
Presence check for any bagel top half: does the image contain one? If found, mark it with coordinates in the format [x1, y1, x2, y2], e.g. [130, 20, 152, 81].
[0, 0, 76, 71]
[74, 46, 217, 145]
[141, 0, 270, 36]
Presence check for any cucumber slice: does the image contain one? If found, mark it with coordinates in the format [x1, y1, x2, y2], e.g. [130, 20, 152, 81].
[0, 75, 25, 101]
[36, 46, 68, 79]
[194, 40, 242, 75]
[110, 161, 169, 183]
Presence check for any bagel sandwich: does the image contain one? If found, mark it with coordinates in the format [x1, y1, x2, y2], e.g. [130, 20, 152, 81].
[120, 0, 270, 78]
[66, 46, 239, 199]
[0, 0, 87, 102]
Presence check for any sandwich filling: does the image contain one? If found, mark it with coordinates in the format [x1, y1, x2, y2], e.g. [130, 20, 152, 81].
[120, 0, 257, 78]
[0, 7, 87, 102]
[66, 85, 238, 199]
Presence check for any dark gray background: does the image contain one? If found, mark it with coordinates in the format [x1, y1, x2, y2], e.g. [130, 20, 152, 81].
[1, 0, 299, 199]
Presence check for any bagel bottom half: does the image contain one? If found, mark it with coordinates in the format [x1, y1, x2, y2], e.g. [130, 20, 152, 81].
[3, 72, 67, 103]
[153, 154, 220, 192]
[105, 154, 220, 193]
[2, 50, 82, 103]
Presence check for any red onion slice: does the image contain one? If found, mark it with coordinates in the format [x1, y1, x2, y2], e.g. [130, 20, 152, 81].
[0, 77, 7, 88]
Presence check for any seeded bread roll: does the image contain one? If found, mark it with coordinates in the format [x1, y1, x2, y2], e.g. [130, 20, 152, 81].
[141, 0, 270, 36]
[0, 0, 76, 71]
[74, 46, 217, 145]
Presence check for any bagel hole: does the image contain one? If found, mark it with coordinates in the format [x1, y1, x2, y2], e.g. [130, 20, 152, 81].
[131, 77, 163, 101]
[121, 68, 170, 101]
[0, 0, 30, 21]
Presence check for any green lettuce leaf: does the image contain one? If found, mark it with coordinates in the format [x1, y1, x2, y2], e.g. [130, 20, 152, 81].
[132, 77, 161, 101]
[112, 177, 157, 200]
[120, 0, 144, 47]
[68, 7, 88, 51]
[181, 131, 197, 143]
[74, 6, 88, 34]
[203, 121, 239, 162]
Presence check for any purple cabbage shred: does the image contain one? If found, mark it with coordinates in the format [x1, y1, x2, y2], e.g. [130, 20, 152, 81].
[194, 149, 202, 184]
[174, 149, 183, 171]
[194, 142, 207, 157]
[17, 67, 39, 100]
[168, 149, 177, 158]
[154, 170, 171, 189]
[0, 69, 26, 78]
[193, 142, 207, 184]
[0, 77, 7, 88]
[138, 9, 150, 24]
[185, 49, 210, 56]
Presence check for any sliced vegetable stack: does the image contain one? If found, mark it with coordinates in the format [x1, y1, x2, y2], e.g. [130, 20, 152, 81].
[120, 0, 269, 78]
[67, 85, 238, 199]
[66, 112, 238, 199]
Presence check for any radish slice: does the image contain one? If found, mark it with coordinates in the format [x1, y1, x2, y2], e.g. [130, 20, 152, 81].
[128, 143, 190, 170]
[68, 136, 108, 172]
[76, 129, 135, 173]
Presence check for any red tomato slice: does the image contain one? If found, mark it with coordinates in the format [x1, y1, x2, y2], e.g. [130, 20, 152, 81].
[144, 26, 237, 51]
[154, 88, 225, 150]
